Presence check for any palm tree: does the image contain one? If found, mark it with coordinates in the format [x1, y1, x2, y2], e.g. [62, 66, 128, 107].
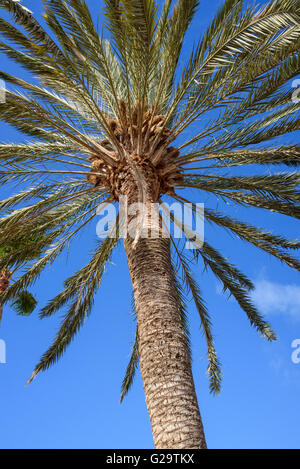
[0, 238, 41, 324]
[0, 0, 299, 449]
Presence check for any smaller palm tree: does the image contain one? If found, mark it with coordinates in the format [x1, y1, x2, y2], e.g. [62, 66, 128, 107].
[0, 237, 44, 324]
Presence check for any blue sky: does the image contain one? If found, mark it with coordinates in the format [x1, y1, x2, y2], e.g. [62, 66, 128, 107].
[0, 0, 299, 449]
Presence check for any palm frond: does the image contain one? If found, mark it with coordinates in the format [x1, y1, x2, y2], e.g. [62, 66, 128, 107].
[120, 325, 139, 403]
[27, 232, 119, 384]
[157, 0, 200, 113]
[0, 196, 110, 303]
[0, 0, 61, 54]
[196, 242, 254, 291]
[204, 146, 300, 168]
[120, 293, 139, 403]
[171, 0, 300, 133]
[170, 237, 221, 394]
[11, 290, 37, 316]
[184, 172, 300, 209]
[205, 208, 300, 271]
[199, 243, 276, 342]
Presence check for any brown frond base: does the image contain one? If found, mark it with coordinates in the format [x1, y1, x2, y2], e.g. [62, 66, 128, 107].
[0, 270, 11, 324]
[0, 270, 11, 293]
[86, 101, 183, 201]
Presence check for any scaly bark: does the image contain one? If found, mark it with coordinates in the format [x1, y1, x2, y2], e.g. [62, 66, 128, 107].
[92, 100, 206, 448]
[125, 233, 206, 449]
[121, 158, 207, 449]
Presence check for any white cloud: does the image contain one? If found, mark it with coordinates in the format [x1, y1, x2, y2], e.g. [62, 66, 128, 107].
[251, 279, 300, 320]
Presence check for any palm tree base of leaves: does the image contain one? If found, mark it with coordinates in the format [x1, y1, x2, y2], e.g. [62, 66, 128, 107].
[86, 101, 183, 200]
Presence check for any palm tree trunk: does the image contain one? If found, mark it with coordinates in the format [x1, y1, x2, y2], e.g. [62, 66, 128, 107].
[125, 233, 207, 449]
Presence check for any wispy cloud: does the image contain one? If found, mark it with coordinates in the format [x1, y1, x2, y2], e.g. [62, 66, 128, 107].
[251, 279, 300, 320]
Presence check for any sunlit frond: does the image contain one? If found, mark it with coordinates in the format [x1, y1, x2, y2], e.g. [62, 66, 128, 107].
[171, 239, 221, 394]
[27, 232, 120, 384]
[199, 242, 276, 342]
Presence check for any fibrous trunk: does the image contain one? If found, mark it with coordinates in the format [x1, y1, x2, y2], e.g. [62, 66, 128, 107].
[125, 233, 207, 449]
[121, 161, 206, 448]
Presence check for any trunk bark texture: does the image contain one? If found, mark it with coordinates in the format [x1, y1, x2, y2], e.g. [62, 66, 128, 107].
[124, 210, 207, 449]
[118, 154, 207, 449]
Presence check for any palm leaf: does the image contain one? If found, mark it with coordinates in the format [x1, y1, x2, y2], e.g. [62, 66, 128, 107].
[11, 290, 37, 316]
[27, 232, 119, 384]
[199, 244, 276, 342]
[120, 293, 139, 403]
[172, 239, 222, 395]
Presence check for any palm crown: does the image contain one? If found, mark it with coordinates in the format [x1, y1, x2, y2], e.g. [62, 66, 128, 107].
[0, 0, 299, 407]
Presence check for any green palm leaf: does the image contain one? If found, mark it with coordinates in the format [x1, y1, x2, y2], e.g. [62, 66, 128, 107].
[11, 290, 37, 316]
